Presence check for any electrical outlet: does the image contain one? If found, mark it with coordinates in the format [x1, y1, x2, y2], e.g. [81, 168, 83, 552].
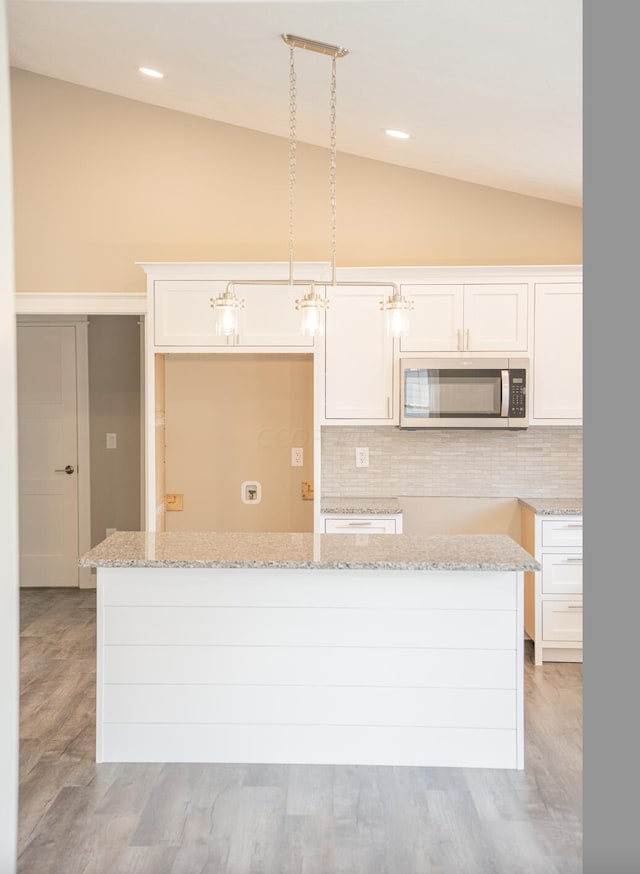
[355, 447, 370, 468]
[106, 433, 117, 450]
[291, 447, 303, 467]
[166, 493, 184, 511]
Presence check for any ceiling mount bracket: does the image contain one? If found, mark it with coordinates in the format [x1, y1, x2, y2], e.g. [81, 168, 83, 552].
[281, 34, 349, 58]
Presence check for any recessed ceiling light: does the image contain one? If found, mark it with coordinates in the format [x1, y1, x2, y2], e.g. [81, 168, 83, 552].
[138, 67, 164, 79]
[385, 129, 410, 139]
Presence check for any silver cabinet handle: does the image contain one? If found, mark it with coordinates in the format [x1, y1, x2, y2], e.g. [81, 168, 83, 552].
[561, 558, 583, 564]
[54, 465, 75, 475]
[561, 524, 583, 529]
[465, 328, 470, 350]
[336, 522, 373, 528]
[387, 396, 391, 417]
[500, 370, 509, 417]
[553, 605, 582, 612]
[457, 329, 462, 351]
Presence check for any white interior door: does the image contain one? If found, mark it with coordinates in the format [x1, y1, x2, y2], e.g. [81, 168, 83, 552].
[17, 325, 80, 587]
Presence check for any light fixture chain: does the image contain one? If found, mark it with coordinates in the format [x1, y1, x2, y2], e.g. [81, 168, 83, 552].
[288, 46, 297, 284]
[329, 55, 337, 284]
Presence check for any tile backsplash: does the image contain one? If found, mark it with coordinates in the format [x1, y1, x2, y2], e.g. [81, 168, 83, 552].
[321, 426, 582, 498]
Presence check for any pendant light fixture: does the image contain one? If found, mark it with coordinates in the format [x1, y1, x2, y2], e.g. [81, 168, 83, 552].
[212, 33, 413, 340]
[381, 287, 414, 337]
[211, 282, 245, 337]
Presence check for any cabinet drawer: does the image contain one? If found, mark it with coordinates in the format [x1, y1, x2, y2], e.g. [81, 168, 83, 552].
[542, 600, 583, 642]
[541, 519, 583, 547]
[324, 517, 397, 534]
[541, 554, 583, 595]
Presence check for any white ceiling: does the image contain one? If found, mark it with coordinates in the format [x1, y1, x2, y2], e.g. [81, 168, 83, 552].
[7, 0, 583, 206]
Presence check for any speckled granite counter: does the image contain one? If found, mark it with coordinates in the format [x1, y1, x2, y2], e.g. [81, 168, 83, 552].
[320, 498, 403, 515]
[518, 498, 583, 515]
[80, 531, 538, 571]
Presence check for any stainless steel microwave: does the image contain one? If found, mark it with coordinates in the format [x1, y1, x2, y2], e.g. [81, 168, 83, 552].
[399, 358, 529, 429]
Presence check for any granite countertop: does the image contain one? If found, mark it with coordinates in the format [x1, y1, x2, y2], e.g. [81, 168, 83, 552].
[321, 497, 403, 515]
[80, 531, 539, 572]
[518, 498, 583, 515]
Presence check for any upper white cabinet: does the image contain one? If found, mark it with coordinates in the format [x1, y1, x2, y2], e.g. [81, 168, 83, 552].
[153, 280, 315, 348]
[399, 283, 528, 353]
[532, 283, 582, 422]
[324, 286, 394, 421]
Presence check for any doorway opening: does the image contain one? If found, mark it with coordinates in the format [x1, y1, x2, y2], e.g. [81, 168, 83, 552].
[16, 314, 144, 588]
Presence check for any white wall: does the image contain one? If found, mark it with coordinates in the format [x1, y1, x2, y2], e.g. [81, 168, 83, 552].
[0, 1, 19, 870]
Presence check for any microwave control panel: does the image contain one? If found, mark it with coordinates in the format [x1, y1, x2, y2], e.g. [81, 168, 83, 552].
[509, 370, 527, 418]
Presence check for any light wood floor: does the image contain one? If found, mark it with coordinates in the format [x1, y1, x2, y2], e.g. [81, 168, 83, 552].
[18, 588, 582, 873]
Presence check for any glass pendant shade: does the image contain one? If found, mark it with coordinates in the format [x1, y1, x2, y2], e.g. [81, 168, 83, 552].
[382, 289, 413, 338]
[385, 305, 410, 338]
[210, 286, 245, 337]
[215, 303, 238, 337]
[295, 288, 329, 337]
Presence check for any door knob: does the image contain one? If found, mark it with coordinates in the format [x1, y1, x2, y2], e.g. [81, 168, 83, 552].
[55, 465, 75, 475]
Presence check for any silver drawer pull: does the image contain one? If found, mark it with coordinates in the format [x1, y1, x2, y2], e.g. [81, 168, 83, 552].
[560, 558, 583, 564]
[553, 605, 582, 612]
[561, 524, 583, 529]
[339, 522, 373, 527]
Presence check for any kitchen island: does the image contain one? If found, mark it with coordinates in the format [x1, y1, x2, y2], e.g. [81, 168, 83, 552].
[80, 532, 539, 770]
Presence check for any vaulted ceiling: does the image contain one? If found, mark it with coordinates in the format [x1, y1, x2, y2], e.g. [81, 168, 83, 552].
[8, 0, 582, 206]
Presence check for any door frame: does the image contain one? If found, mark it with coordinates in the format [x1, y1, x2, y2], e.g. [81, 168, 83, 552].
[15, 293, 147, 587]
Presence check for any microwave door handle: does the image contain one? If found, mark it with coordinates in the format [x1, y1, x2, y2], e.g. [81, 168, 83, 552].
[501, 370, 510, 417]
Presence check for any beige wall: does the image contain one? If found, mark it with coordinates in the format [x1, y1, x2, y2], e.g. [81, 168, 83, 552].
[89, 316, 141, 545]
[164, 354, 314, 533]
[10, 69, 582, 294]
[400, 497, 522, 540]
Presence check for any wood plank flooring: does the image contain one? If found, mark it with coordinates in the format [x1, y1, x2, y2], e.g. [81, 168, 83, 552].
[18, 588, 582, 873]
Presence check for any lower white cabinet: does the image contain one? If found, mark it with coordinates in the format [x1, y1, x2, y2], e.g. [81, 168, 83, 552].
[322, 514, 403, 534]
[522, 510, 583, 664]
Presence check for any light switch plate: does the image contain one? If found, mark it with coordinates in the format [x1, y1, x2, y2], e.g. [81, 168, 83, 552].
[355, 447, 370, 468]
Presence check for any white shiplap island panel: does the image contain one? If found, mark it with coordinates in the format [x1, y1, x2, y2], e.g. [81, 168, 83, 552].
[83, 532, 538, 770]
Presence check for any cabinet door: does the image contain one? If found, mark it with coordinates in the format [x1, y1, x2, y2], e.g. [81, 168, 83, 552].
[239, 284, 314, 347]
[533, 283, 582, 420]
[154, 281, 228, 346]
[324, 287, 394, 420]
[398, 285, 463, 352]
[154, 281, 314, 347]
[463, 284, 528, 351]
[541, 554, 583, 595]
[542, 601, 583, 641]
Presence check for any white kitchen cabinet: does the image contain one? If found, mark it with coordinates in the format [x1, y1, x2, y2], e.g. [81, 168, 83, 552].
[521, 509, 583, 665]
[399, 283, 528, 353]
[324, 286, 394, 421]
[532, 283, 582, 422]
[153, 280, 315, 348]
[322, 514, 403, 534]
